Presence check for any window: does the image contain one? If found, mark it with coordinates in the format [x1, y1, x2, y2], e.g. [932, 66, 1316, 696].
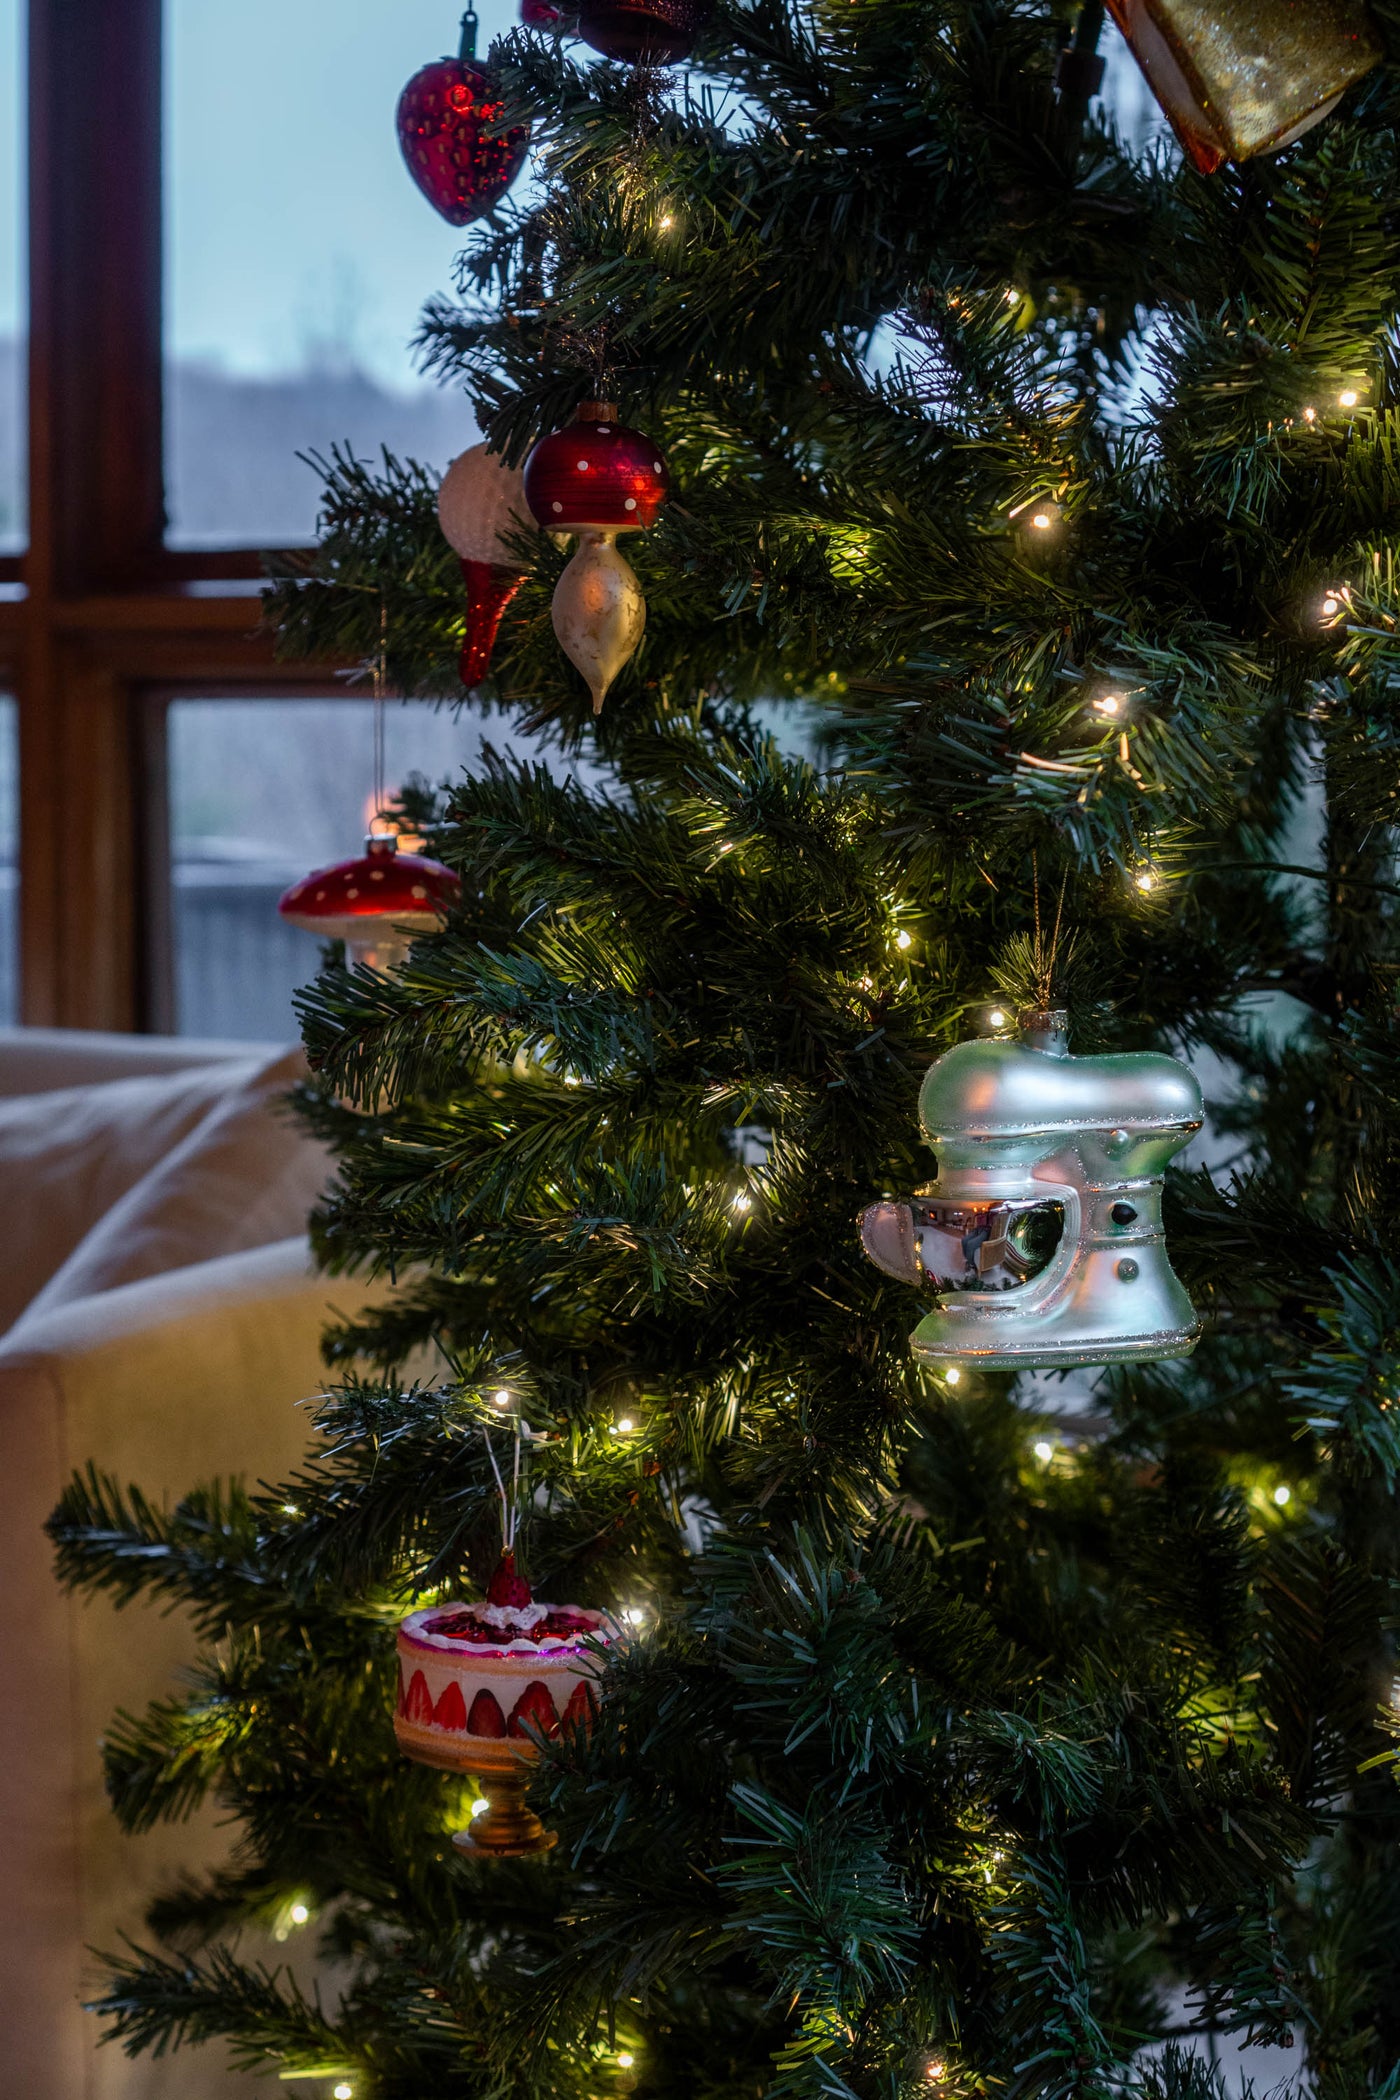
[3, 0, 518, 1034]
[168, 698, 489, 1039]
[164, 0, 503, 547]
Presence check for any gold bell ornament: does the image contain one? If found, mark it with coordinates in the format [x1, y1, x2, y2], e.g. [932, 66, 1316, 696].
[1105, 0, 1380, 172]
[521, 402, 670, 713]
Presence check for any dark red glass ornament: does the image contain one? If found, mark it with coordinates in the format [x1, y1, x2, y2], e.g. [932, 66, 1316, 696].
[397, 9, 530, 227]
[523, 401, 670, 533]
[576, 0, 709, 62]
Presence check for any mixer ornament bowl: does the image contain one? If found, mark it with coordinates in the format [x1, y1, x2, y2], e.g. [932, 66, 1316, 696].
[860, 1009, 1204, 1369]
[395, 1551, 613, 1857]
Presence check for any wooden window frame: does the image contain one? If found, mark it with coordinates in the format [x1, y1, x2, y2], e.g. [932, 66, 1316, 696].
[0, 0, 347, 1031]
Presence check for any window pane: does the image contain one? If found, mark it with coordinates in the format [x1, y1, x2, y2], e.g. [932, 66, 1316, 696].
[164, 0, 522, 549]
[0, 0, 25, 554]
[0, 696, 15, 1020]
[169, 699, 542, 1040]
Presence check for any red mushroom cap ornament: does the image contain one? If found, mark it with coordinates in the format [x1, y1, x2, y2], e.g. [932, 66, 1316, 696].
[396, 8, 530, 227]
[437, 442, 536, 688]
[522, 401, 670, 714]
[278, 835, 460, 974]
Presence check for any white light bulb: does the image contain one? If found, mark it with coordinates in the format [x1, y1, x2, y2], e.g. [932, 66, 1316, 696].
[1321, 594, 1341, 618]
[988, 1008, 1007, 1029]
[1034, 1439, 1054, 1462]
[658, 214, 673, 229]
[1273, 1483, 1291, 1506]
[626, 1607, 645, 1626]
[1030, 511, 1052, 530]
[925, 2061, 947, 2084]
[492, 1388, 511, 1409]
[1093, 694, 1121, 716]
[1339, 388, 1359, 408]
[289, 1902, 309, 1926]
[617, 2052, 636, 2068]
[334, 2086, 354, 2099]
[895, 929, 913, 950]
[616, 1417, 635, 1435]
[944, 1366, 962, 1387]
[1135, 871, 1156, 892]
[732, 1192, 753, 1213]
[1302, 406, 1316, 423]
[282, 1504, 299, 1517]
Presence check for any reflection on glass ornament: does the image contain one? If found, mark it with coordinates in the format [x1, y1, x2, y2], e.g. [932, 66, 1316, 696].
[396, 7, 530, 226]
[1105, 0, 1379, 173]
[395, 1550, 614, 1856]
[437, 442, 535, 687]
[576, 0, 710, 62]
[277, 835, 460, 973]
[522, 402, 669, 714]
[860, 1008, 1203, 1368]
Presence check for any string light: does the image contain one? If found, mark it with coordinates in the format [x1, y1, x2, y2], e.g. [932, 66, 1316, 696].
[988, 1007, 1008, 1029]
[1302, 406, 1316, 423]
[289, 1902, 310, 1926]
[625, 1607, 645, 1626]
[1030, 510, 1053, 530]
[1134, 869, 1157, 893]
[334, 2086, 354, 2099]
[925, 2060, 947, 2084]
[492, 1388, 511, 1409]
[895, 929, 913, 950]
[617, 2052, 636, 2068]
[732, 1192, 753, 1213]
[1320, 590, 1343, 620]
[1339, 388, 1359, 408]
[1093, 693, 1122, 717]
[615, 1417, 635, 1435]
[282, 1503, 300, 1517]
[1034, 1439, 1054, 1462]
[657, 214, 674, 229]
[1274, 1484, 1292, 1506]
[944, 1367, 963, 1387]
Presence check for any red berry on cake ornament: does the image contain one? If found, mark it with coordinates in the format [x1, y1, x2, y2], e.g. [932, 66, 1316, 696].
[522, 401, 669, 715]
[278, 835, 460, 974]
[576, 0, 710, 62]
[437, 441, 537, 688]
[394, 1426, 615, 1857]
[396, 7, 530, 227]
[520, 0, 563, 25]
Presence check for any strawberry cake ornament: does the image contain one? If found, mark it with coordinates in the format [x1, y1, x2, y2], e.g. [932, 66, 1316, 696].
[522, 401, 670, 714]
[394, 1424, 614, 1857]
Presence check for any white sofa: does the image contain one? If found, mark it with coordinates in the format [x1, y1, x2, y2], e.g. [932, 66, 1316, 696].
[0, 1029, 375, 2099]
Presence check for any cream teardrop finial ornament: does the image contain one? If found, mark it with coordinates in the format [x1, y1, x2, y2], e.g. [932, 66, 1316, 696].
[550, 530, 646, 715]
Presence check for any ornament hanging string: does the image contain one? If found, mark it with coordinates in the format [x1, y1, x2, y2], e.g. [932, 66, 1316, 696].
[481, 1423, 523, 1551]
[1030, 850, 1069, 1008]
[373, 600, 388, 830]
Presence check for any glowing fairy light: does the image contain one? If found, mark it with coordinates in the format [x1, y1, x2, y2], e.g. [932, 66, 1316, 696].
[1302, 406, 1316, 422]
[1030, 510, 1053, 530]
[895, 929, 913, 950]
[658, 214, 674, 229]
[1034, 1439, 1054, 1462]
[492, 1388, 511, 1409]
[617, 2052, 636, 2068]
[1320, 589, 1344, 620]
[334, 2086, 354, 2099]
[732, 1192, 753, 1214]
[944, 1367, 962, 1387]
[988, 1007, 1008, 1029]
[282, 1503, 299, 1517]
[1134, 869, 1157, 893]
[625, 1607, 645, 1626]
[289, 1902, 310, 1926]
[1274, 1483, 1292, 1506]
[615, 1417, 635, 1435]
[1339, 388, 1359, 408]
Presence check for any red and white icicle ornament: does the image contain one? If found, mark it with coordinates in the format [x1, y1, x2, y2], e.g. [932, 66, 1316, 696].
[523, 400, 670, 714]
[437, 440, 536, 688]
[394, 1421, 614, 1856]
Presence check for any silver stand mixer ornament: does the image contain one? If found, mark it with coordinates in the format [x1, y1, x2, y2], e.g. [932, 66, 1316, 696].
[860, 1009, 1204, 1369]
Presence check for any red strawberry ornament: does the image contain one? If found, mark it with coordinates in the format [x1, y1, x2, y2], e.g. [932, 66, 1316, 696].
[485, 1549, 534, 1609]
[397, 9, 530, 228]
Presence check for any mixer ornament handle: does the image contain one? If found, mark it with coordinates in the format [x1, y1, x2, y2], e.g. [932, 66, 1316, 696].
[858, 1201, 921, 1286]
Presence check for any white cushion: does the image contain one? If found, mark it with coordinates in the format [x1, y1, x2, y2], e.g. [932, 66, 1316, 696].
[13, 1049, 329, 1334]
[0, 1027, 287, 1100]
[0, 1059, 264, 1335]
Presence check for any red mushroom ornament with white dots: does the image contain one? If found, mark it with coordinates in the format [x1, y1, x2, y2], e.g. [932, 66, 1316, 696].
[522, 402, 669, 714]
[278, 836, 460, 974]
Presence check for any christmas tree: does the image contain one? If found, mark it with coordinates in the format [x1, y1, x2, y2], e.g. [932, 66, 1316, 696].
[49, 0, 1400, 2093]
